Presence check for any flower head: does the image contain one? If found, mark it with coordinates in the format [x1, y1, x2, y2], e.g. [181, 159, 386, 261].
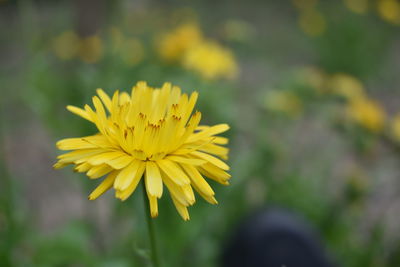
[378, 0, 400, 26]
[346, 97, 385, 133]
[329, 74, 365, 101]
[52, 31, 80, 60]
[78, 35, 103, 64]
[183, 41, 238, 80]
[264, 90, 303, 117]
[54, 82, 230, 220]
[157, 23, 202, 62]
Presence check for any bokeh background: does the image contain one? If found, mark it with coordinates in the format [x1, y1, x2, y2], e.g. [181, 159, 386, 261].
[2, 0, 400, 266]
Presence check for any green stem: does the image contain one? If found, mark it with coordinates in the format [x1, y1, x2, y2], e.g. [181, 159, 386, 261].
[141, 181, 160, 267]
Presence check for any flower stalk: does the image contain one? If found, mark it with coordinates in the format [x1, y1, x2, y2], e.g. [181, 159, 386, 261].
[142, 181, 160, 267]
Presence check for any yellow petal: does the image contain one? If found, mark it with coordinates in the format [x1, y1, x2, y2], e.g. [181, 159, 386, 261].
[74, 162, 92, 173]
[53, 162, 69, 169]
[187, 123, 229, 143]
[162, 174, 193, 206]
[87, 164, 113, 179]
[183, 91, 198, 123]
[82, 135, 114, 149]
[92, 96, 108, 128]
[157, 159, 190, 185]
[198, 163, 231, 185]
[180, 164, 215, 197]
[66, 105, 93, 122]
[115, 161, 146, 201]
[106, 155, 133, 169]
[114, 160, 142, 190]
[88, 171, 118, 200]
[171, 195, 190, 221]
[190, 151, 229, 170]
[146, 194, 159, 218]
[199, 143, 229, 158]
[213, 137, 229, 145]
[96, 88, 112, 112]
[57, 149, 103, 164]
[145, 161, 163, 198]
[166, 155, 206, 166]
[181, 184, 195, 205]
[119, 92, 131, 105]
[87, 151, 126, 165]
[56, 138, 98, 150]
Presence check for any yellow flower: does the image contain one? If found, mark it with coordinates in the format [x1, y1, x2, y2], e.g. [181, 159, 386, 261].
[54, 82, 230, 220]
[343, 0, 369, 14]
[328, 73, 365, 100]
[377, 0, 400, 25]
[79, 35, 103, 64]
[109, 27, 125, 53]
[296, 66, 327, 93]
[391, 113, 400, 141]
[52, 31, 80, 60]
[298, 8, 326, 36]
[157, 23, 202, 62]
[346, 97, 385, 133]
[108, 28, 145, 66]
[183, 41, 238, 80]
[120, 38, 145, 66]
[264, 90, 303, 117]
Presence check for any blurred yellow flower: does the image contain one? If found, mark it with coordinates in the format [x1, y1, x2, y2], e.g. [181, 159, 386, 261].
[52, 31, 80, 60]
[183, 41, 238, 80]
[79, 35, 103, 64]
[120, 38, 145, 66]
[298, 8, 326, 36]
[346, 97, 385, 133]
[108, 28, 145, 66]
[391, 113, 400, 140]
[54, 82, 230, 220]
[329, 73, 365, 100]
[343, 0, 369, 14]
[377, 0, 400, 25]
[109, 27, 125, 53]
[158, 23, 202, 62]
[264, 90, 303, 117]
[297, 66, 327, 92]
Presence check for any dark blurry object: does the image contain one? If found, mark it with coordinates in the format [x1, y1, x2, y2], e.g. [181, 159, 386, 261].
[221, 208, 335, 267]
[74, 0, 107, 36]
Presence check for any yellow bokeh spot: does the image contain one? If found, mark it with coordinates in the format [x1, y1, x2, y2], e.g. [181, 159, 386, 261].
[297, 66, 327, 93]
[377, 0, 400, 25]
[343, 0, 369, 14]
[391, 114, 400, 141]
[329, 73, 365, 100]
[79, 35, 103, 64]
[109, 27, 125, 53]
[265, 90, 303, 117]
[183, 41, 238, 80]
[298, 9, 326, 36]
[346, 97, 386, 133]
[121, 38, 145, 66]
[157, 23, 203, 62]
[52, 31, 80, 60]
